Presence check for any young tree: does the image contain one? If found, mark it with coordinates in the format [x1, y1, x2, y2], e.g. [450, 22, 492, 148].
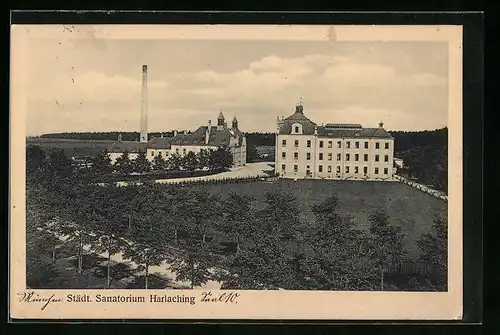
[166, 153, 183, 171]
[183, 151, 198, 171]
[197, 149, 210, 169]
[416, 216, 447, 290]
[367, 209, 407, 290]
[122, 188, 171, 289]
[152, 153, 167, 171]
[91, 150, 112, 175]
[114, 151, 133, 174]
[220, 193, 255, 254]
[297, 195, 377, 291]
[169, 188, 222, 289]
[133, 150, 151, 173]
[26, 144, 46, 173]
[209, 147, 233, 170]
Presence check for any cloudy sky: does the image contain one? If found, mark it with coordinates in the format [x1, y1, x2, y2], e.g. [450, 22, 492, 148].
[25, 37, 448, 135]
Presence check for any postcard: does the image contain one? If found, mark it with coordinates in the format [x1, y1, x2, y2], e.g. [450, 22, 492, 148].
[10, 24, 463, 320]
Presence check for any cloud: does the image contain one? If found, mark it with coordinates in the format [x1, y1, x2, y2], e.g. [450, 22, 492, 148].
[28, 71, 169, 105]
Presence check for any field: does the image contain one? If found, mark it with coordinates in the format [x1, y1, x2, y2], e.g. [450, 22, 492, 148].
[197, 179, 447, 259]
[27, 137, 115, 157]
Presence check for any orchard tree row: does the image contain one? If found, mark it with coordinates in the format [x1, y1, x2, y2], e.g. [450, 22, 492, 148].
[26, 145, 447, 291]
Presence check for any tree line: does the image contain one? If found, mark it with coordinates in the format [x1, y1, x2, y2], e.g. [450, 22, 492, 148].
[391, 128, 448, 192]
[26, 145, 448, 291]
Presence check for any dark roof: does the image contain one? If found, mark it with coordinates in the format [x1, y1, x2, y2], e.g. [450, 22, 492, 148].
[147, 136, 172, 149]
[278, 105, 317, 135]
[170, 126, 244, 147]
[316, 126, 393, 139]
[324, 123, 362, 129]
[108, 141, 149, 153]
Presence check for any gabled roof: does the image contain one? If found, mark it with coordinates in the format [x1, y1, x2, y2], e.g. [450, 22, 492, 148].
[108, 141, 148, 153]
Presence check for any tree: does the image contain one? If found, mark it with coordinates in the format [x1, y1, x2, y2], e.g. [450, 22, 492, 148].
[246, 145, 259, 163]
[114, 151, 133, 174]
[133, 150, 151, 173]
[416, 216, 447, 290]
[297, 195, 377, 291]
[220, 190, 302, 290]
[169, 189, 222, 289]
[209, 147, 233, 170]
[166, 153, 183, 171]
[367, 209, 407, 290]
[152, 153, 167, 171]
[26, 144, 46, 173]
[91, 150, 112, 175]
[122, 188, 171, 289]
[197, 149, 210, 169]
[183, 151, 198, 171]
[220, 193, 255, 254]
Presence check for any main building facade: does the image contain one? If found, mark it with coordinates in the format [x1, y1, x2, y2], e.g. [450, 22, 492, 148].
[275, 104, 395, 181]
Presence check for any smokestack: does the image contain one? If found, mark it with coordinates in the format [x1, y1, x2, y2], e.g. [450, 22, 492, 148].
[140, 64, 148, 143]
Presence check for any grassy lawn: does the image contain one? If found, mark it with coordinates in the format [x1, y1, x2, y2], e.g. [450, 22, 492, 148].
[198, 179, 447, 259]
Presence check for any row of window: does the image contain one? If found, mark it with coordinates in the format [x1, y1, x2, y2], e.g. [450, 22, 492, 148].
[282, 164, 390, 175]
[281, 139, 390, 150]
[281, 152, 390, 162]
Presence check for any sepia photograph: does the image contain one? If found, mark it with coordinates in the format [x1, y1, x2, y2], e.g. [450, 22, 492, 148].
[10, 24, 463, 320]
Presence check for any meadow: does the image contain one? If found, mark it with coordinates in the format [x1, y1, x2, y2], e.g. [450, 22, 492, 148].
[197, 179, 447, 259]
[26, 137, 115, 157]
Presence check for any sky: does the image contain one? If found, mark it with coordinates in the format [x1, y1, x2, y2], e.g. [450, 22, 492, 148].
[24, 37, 449, 136]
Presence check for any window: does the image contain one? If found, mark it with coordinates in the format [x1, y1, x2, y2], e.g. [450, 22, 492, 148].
[375, 142, 380, 149]
[336, 166, 341, 173]
[281, 164, 286, 171]
[384, 155, 389, 162]
[375, 167, 379, 174]
[337, 153, 341, 161]
[319, 165, 323, 172]
[364, 154, 368, 161]
[364, 166, 368, 174]
[294, 152, 299, 160]
[385, 142, 389, 150]
[355, 166, 359, 173]
[355, 141, 360, 149]
[319, 153, 323, 160]
[384, 168, 388, 175]
[282, 139, 286, 147]
[328, 141, 332, 148]
[328, 165, 332, 173]
[375, 154, 379, 162]
[306, 152, 311, 160]
[328, 153, 332, 161]
[364, 142, 369, 149]
[346, 153, 350, 161]
[294, 140, 299, 148]
[347, 141, 351, 149]
[319, 141, 324, 148]
[345, 166, 350, 173]
[295, 126, 299, 133]
[307, 140, 311, 147]
[355, 154, 359, 161]
[294, 165, 298, 172]
[282, 152, 286, 159]
[337, 141, 342, 148]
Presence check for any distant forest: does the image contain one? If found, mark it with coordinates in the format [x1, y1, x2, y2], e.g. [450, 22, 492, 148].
[37, 128, 447, 191]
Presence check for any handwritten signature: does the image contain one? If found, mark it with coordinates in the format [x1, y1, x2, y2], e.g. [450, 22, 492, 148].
[200, 291, 240, 304]
[17, 291, 64, 311]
